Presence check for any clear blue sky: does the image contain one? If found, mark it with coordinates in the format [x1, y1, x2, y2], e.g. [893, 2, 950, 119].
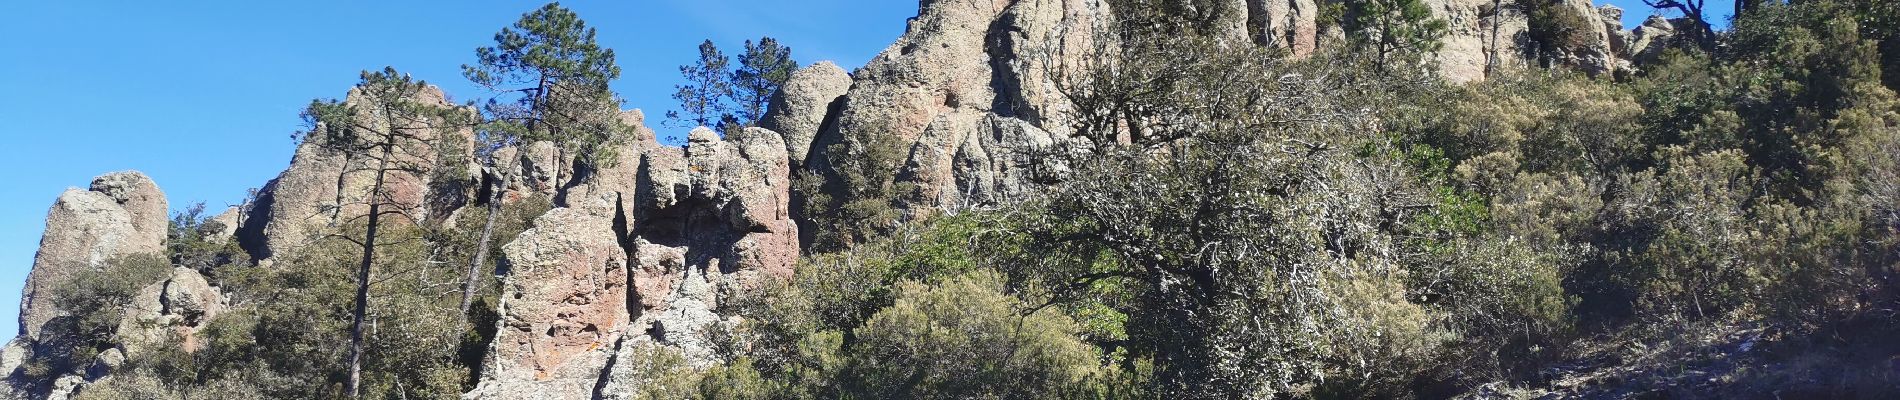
[0, 0, 1731, 338]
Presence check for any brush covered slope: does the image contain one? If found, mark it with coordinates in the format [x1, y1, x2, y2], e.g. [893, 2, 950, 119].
[7, 0, 1900, 399]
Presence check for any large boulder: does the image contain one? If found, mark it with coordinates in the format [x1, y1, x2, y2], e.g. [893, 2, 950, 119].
[18, 172, 167, 339]
[86, 172, 167, 248]
[469, 208, 632, 399]
[760, 61, 852, 167]
[114, 267, 225, 357]
[808, 0, 1108, 211]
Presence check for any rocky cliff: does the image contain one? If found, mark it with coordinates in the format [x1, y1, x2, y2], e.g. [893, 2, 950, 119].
[6, 0, 1682, 398]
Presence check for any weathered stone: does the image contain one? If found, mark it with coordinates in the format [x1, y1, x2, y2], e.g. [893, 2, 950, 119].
[1629, 15, 1678, 65]
[562, 109, 666, 224]
[597, 127, 800, 369]
[0, 339, 28, 379]
[86, 348, 124, 379]
[206, 206, 242, 244]
[18, 172, 167, 340]
[87, 172, 167, 249]
[43, 375, 83, 400]
[469, 208, 630, 399]
[762, 62, 852, 167]
[236, 84, 472, 262]
[115, 267, 225, 356]
[1248, 0, 1321, 57]
[811, 0, 1106, 211]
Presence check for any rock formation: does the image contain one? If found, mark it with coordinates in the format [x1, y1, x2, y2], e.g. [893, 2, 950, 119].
[761, 61, 852, 168]
[235, 84, 475, 263]
[113, 267, 225, 356]
[807, 0, 1109, 211]
[17, 172, 168, 340]
[627, 126, 798, 352]
[1248, 0, 1322, 57]
[470, 122, 800, 398]
[1414, 0, 1664, 81]
[6, 171, 194, 399]
[468, 208, 631, 399]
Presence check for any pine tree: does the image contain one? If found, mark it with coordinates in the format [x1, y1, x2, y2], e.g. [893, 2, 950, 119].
[731, 37, 797, 127]
[670, 40, 735, 131]
[1343, 0, 1449, 68]
[300, 67, 471, 398]
[462, 2, 625, 311]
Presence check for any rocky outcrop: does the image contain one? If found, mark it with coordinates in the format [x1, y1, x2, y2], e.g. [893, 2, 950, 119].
[469, 208, 631, 399]
[7, 172, 181, 400]
[1247, 0, 1322, 57]
[1403, 0, 1663, 81]
[236, 84, 475, 262]
[201, 206, 242, 245]
[472, 124, 801, 397]
[1626, 15, 1679, 65]
[624, 126, 797, 356]
[114, 267, 225, 357]
[85, 172, 168, 248]
[18, 172, 168, 340]
[762, 61, 852, 167]
[796, 0, 1681, 217]
[809, 0, 1108, 211]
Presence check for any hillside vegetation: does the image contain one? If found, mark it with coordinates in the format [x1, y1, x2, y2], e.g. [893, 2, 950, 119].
[9, 0, 1900, 399]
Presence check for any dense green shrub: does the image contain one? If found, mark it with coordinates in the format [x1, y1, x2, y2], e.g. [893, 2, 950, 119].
[23, 255, 171, 384]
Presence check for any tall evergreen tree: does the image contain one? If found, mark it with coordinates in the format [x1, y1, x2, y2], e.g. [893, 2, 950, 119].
[670, 39, 735, 131]
[300, 67, 470, 398]
[1342, 0, 1449, 68]
[461, 2, 625, 311]
[731, 37, 797, 127]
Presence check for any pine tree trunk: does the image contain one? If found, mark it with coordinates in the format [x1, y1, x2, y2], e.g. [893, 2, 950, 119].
[347, 143, 394, 398]
[461, 164, 504, 313]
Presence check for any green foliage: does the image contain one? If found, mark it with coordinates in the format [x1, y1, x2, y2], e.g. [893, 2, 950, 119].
[24, 255, 171, 383]
[732, 37, 797, 127]
[1520, 0, 1597, 67]
[670, 39, 734, 131]
[167, 203, 250, 285]
[669, 37, 797, 134]
[797, 120, 916, 252]
[846, 272, 1105, 399]
[465, 2, 627, 171]
[1341, 0, 1450, 67]
[302, 67, 473, 163]
[184, 222, 475, 399]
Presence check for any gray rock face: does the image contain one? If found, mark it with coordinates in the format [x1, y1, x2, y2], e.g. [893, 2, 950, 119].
[1627, 15, 1679, 65]
[206, 206, 242, 245]
[810, 0, 1108, 211]
[115, 267, 225, 356]
[472, 125, 802, 398]
[1370, 0, 1657, 82]
[236, 84, 474, 262]
[86, 172, 168, 248]
[1248, 0, 1322, 57]
[630, 126, 797, 338]
[18, 172, 167, 340]
[762, 62, 852, 167]
[469, 208, 631, 400]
